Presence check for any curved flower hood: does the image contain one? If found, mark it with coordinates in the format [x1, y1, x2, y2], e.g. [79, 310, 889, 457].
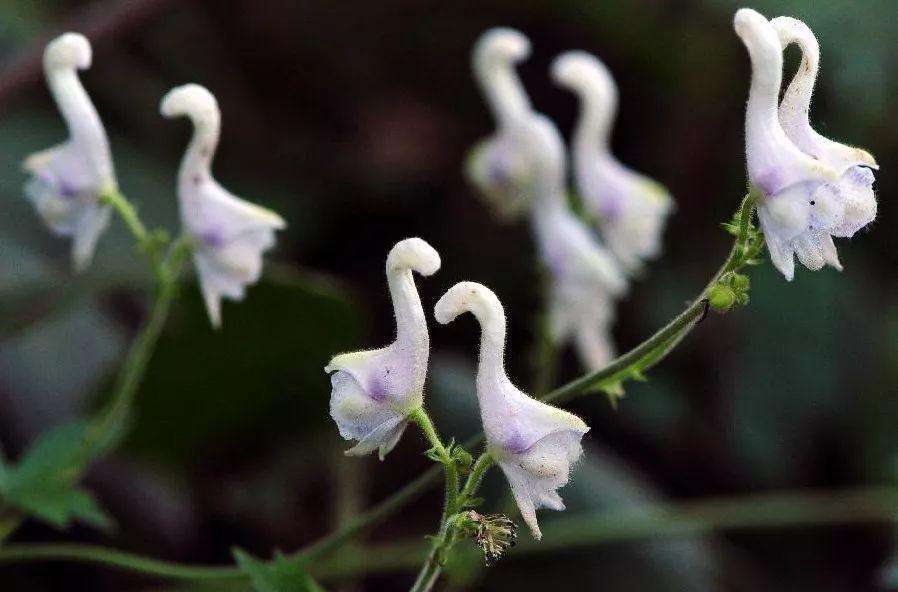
[161, 84, 286, 327]
[23, 33, 116, 272]
[551, 51, 673, 273]
[465, 28, 539, 219]
[734, 9, 877, 281]
[325, 238, 440, 460]
[771, 16, 878, 174]
[435, 282, 589, 540]
[522, 112, 627, 370]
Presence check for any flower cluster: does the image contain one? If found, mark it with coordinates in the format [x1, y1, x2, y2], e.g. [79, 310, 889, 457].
[466, 28, 675, 370]
[325, 240, 589, 539]
[735, 9, 877, 280]
[23, 33, 284, 327]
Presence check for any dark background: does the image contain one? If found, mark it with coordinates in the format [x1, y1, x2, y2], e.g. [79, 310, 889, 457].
[0, 0, 896, 590]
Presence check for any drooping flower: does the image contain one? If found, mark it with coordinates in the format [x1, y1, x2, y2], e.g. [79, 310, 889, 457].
[465, 28, 538, 220]
[23, 33, 116, 272]
[325, 238, 440, 460]
[551, 51, 673, 274]
[734, 9, 877, 281]
[522, 113, 627, 370]
[161, 84, 286, 327]
[435, 281, 589, 540]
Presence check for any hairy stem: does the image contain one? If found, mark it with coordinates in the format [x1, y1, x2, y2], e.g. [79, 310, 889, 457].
[460, 452, 494, 504]
[407, 407, 463, 592]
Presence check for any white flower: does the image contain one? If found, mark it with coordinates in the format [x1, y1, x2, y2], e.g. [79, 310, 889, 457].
[523, 113, 627, 370]
[465, 28, 538, 220]
[23, 33, 116, 272]
[161, 84, 286, 327]
[551, 51, 673, 274]
[734, 9, 877, 281]
[325, 238, 440, 460]
[434, 281, 589, 540]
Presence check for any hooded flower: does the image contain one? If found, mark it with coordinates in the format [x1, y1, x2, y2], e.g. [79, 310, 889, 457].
[161, 84, 286, 327]
[551, 51, 673, 274]
[522, 112, 627, 370]
[465, 28, 539, 220]
[734, 9, 877, 281]
[435, 281, 589, 540]
[23, 33, 116, 272]
[325, 238, 440, 460]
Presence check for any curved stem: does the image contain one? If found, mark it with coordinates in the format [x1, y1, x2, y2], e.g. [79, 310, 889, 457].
[0, 543, 242, 580]
[5, 486, 898, 582]
[288, 198, 760, 568]
[0, 195, 189, 544]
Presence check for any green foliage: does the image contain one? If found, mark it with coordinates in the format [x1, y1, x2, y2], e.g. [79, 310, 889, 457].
[0, 422, 111, 530]
[233, 548, 324, 592]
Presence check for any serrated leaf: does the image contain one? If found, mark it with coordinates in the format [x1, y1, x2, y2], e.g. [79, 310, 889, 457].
[233, 548, 324, 592]
[0, 420, 113, 530]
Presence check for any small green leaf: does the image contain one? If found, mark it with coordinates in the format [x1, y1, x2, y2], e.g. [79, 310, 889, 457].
[233, 548, 324, 592]
[0, 420, 113, 530]
[451, 446, 473, 474]
[8, 485, 112, 530]
[720, 222, 739, 236]
[423, 447, 444, 464]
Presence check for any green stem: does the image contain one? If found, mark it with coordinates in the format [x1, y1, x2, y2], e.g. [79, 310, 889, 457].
[407, 407, 462, 592]
[459, 452, 494, 505]
[101, 189, 150, 244]
[0, 543, 242, 581]
[5, 486, 898, 582]
[83, 282, 174, 457]
[543, 194, 757, 406]
[409, 408, 459, 516]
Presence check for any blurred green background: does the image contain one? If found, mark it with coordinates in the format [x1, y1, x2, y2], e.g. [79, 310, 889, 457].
[0, 0, 896, 590]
